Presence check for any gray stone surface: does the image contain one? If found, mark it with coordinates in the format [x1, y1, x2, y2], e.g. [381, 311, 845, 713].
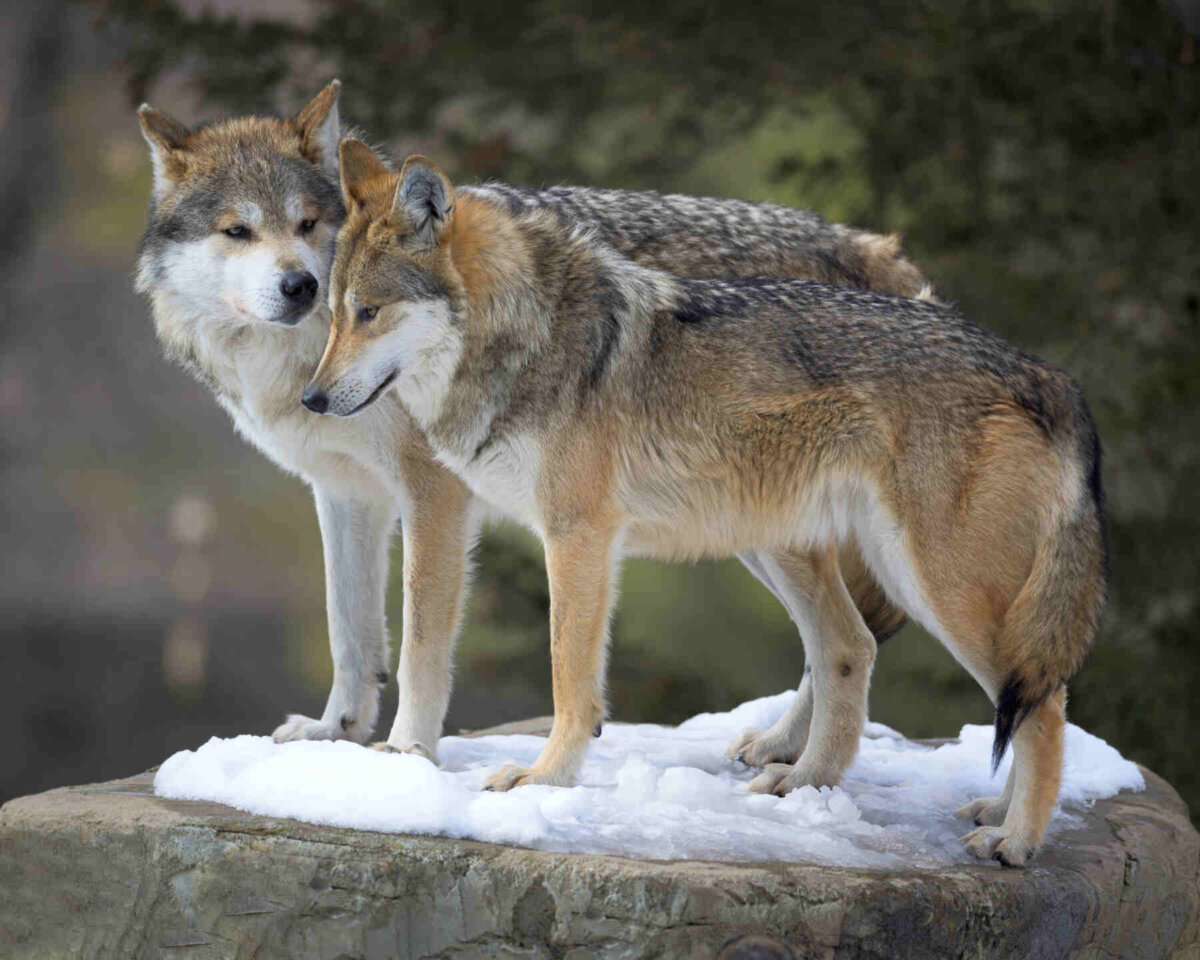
[0, 724, 1197, 960]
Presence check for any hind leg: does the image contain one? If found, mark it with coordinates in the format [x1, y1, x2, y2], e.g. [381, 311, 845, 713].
[962, 686, 1065, 866]
[727, 667, 814, 767]
[744, 545, 877, 793]
[726, 551, 815, 767]
[957, 765, 1015, 827]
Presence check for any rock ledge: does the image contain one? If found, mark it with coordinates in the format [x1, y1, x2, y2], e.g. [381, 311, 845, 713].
[0, 727, 1197, 959]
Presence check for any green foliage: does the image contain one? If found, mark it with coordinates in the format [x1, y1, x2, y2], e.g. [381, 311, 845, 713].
[92, 0, 1200, 815]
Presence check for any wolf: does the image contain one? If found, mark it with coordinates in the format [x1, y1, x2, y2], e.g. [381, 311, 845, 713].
[306, 144, 1107, 866]
[134, 83, 930, 767]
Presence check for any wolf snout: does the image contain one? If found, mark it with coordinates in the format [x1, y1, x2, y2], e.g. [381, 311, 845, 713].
[301, 385, 329, 414]
[280, 269, 318, 304]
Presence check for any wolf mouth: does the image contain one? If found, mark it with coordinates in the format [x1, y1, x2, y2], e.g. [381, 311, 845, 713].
[348, 370, 398, 415]
[273, 302, 317, 327]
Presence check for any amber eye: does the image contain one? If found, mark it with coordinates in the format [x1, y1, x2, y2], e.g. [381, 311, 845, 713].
[358, 306, 379, 322]
[300, 218, 317, 234]
[223, 224, 248, 238]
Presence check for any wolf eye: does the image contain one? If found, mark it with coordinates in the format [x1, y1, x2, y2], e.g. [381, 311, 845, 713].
[299, 218, 317, 234]
[358, 306, 379, 322]
[223, 225, 248, 238]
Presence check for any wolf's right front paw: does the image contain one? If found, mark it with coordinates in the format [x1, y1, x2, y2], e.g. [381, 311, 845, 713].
[272, 713, 367, 744]
[726, 727, 803, 768]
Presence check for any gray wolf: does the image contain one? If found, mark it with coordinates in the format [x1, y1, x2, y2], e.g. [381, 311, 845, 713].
[134, 84, 926, 809]
[306, 145, 1107, 867]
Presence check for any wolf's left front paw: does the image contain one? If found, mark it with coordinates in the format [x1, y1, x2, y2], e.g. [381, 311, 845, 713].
[484, 764, 536, 792]
[483, 763, 572, 791]
[961, 825, 1035, 867]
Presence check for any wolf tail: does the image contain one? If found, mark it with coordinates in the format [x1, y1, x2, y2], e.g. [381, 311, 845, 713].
[991, 378, 1108, 772]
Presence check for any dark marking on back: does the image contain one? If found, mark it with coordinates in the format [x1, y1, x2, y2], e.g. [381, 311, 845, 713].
[674, 298, 712, 325]
[1013, 383, 1054, 439]
[581, 276, 627, 395]
[788, 328, 842, 385]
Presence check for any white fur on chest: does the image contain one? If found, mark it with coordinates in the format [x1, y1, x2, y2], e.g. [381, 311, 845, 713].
[440, 434, 544, 532]
[157, 297, 404, 497]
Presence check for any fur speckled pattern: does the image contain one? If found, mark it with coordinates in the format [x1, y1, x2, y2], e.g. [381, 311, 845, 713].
[136, 84, 971, 858]
[464, 182, 928, 297]
[136, 84, 932, 774]
[312, 144, 1107, 867]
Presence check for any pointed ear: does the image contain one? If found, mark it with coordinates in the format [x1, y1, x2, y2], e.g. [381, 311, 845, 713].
[393, 156, 454, 247]
[338, 138, 391, 209]
[137, 104, 191, 199]
[292, 79, 341, 175]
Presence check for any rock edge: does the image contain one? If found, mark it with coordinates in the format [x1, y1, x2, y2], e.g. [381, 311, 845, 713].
[0, 728, 1197, 959]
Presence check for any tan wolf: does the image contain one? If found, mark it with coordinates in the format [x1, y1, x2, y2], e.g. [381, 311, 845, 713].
[135, 84, 928, 773]
[306, 144, 1108, 867]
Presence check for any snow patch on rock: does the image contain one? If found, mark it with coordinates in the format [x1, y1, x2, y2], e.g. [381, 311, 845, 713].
[154, 691, 1143, 867]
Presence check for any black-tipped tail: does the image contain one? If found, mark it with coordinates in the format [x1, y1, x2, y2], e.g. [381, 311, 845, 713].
[992, 674, 1030, 773]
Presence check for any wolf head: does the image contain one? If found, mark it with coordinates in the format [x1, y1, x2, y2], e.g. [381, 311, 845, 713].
[304, 141, 463, 418]
[135, 81, 345, 327]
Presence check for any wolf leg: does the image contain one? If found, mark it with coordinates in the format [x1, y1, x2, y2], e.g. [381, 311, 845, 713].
[273, 488, 397, 745]
[378, 469, 477, 762]
[963, 686, 1065, 867]
[485, 520, 617, 791]
[726, 550, 814, 767]
[746, 545, 876, 794]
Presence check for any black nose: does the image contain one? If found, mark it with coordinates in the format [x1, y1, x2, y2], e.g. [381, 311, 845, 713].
[301, 385, 329, 414]
[280, 270, 318, 303]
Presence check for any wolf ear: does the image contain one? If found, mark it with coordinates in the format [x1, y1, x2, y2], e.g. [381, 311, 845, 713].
[338, 138, 391, 208]
[292, 79, 341, 175]
[137, 105, 191, 199]
[393, 156, 454, 247]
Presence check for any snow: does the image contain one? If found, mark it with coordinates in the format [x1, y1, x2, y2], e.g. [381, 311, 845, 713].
[154, 691, 1144, 868]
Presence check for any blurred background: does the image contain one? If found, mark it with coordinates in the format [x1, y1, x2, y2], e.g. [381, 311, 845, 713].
[1, 0, 1197, 824]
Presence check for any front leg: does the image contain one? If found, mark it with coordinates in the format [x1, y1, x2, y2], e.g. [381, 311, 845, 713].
[378, 464, 477, 761]
[273, 486, 397, 745]
[486, 520, 618, 791]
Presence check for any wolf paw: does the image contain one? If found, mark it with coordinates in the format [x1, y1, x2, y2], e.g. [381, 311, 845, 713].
[746, 760, 839, 796]
[746, 763, 795, 795]
[369, 741, 436, 763]
[272, 713, 370, 745]
[483, 764, 537, 792]
[961, 825, 1035, 867]
[956, 795, 1009, 827]
[726, 728, 803, 768]
[483, 763, 574, 792]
